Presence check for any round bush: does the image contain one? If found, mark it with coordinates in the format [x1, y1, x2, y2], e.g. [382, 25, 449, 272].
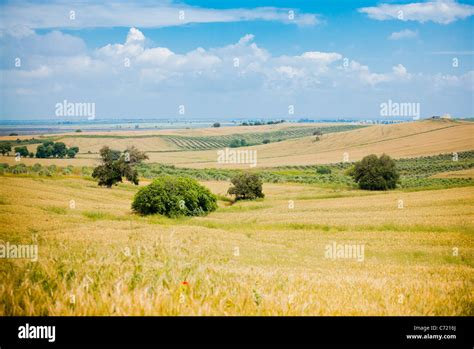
[316, 166, 332, 175]
[132, 176, 217, 217]
[227, 172, 264, 200]
[351, 154, 399, 190]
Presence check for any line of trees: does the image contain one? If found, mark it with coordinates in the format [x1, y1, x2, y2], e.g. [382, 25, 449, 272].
[36, 141, 79, 158]
[1, 144, 34, 158]
[241, 120, 285, 126]
[0, 141, 79, 159]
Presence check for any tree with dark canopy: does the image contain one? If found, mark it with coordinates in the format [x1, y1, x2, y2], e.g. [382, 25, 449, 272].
[228, 172, 265, 200]
[0, 143, 12, 156]
[350, 154, 399, 190]
[92, 146, 148, 188]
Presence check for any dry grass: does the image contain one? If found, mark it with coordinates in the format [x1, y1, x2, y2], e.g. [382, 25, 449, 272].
[0, 176, 472, 315]
[431, 168, 474, 179]
[59, 136, 179, 154]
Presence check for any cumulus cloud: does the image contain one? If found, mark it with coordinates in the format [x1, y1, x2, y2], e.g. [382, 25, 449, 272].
[359, 0, 474, 24]
[1, 27, 471, 118]
[0, 27, 444, 90]
[0, 1, 321, 30]
[388, 29, 418, 40]
[0, 28, 86, 61]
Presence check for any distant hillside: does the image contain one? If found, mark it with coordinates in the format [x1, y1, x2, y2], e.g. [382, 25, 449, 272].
[142, 119, 474, 168]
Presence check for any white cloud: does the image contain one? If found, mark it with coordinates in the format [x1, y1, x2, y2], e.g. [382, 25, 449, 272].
[359, 0, 474, 24]
[0, 29, 86, 60]
[3, 24, 34, 38]
[136, 47, 174, 64]
[433, 70, 474, 90]
[238, 34, 254, 45]
[1, 27, 471, 119]
[0, 28, 435, 90]
[0, 1, 321, 30]
[275, 66, 304, 79]
[16, 66, 52, 79]
[388, 29, 418, 40]
[125, 27, 145, 44]
[392, 64, 410, 78]
[344, 61, 391, 85]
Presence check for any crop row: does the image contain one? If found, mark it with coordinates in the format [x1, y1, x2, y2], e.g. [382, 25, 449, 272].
[161, 125, 366, 150]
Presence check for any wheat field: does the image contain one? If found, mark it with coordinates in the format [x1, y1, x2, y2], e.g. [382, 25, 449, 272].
[0, 176, 472, 315]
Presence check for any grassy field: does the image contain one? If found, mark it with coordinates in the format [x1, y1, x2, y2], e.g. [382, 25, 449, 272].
[0, 176, 472, 315]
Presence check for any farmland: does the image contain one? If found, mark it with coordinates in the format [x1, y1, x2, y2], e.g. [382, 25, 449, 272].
[2, 150, 473, 189]
[51, 124, 365, 152]
[0, 119, 473, 316]
[0, 176, 472, 315]
[158, 124, 366, 150]
[1, 119, 472, 169]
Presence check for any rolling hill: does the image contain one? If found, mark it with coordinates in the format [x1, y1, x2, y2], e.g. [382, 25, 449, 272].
[0, 119, 472, 169]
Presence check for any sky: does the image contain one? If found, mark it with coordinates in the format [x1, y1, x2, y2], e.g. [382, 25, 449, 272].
[0, 0, 473, 120]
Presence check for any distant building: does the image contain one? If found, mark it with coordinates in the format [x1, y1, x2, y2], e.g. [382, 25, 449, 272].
[430, 114, 452, 120]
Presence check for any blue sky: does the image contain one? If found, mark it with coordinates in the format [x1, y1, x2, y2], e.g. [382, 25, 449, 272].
[0, 0, 473, 120]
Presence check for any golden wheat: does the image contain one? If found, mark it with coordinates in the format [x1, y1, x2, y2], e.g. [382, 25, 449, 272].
[0, 177, 472, 315]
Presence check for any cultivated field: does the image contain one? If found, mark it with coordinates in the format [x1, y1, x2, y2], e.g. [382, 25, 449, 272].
[0, 176, 472, 315]
[1, 119, 472, 168]
[147, 119, 473, 168]
[1, 118, 473, 316]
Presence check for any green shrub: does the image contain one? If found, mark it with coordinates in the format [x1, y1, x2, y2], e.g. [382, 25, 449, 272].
[48, 165, 57, 173]
[229, 139, 248, 148]
[316, 166, 332, 175]
[132, 176, 217, 217]
[32, 163, 42, 172]
[228, 173, 265, 200]
[81, 167, 92, 176]
[10, 164, 28, 174]
[67, 148, 77, 158]
[350, 154, 399, 190]
[38, 169, 52, 177]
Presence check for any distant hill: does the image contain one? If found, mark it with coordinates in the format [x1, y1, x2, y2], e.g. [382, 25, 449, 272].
[142, 119, 474, 168]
